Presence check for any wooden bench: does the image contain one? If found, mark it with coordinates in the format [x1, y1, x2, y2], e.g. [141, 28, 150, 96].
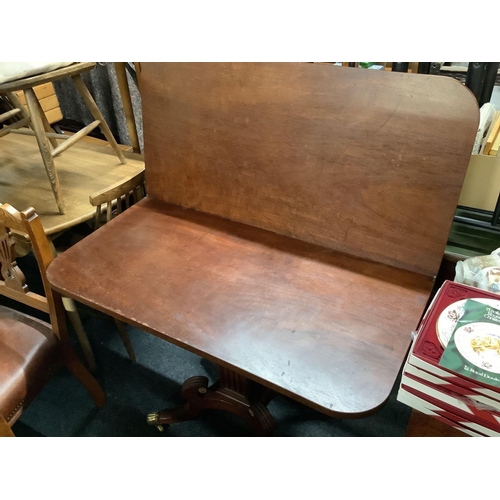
[46, 63, 479, 435]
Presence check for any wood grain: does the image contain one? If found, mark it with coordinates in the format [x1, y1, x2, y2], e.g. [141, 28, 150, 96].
[0, 282, 49, 313]
[141, 63, 479, 277]
[34, 93, 58, 150]
[0, 133, 144, 235]
[46, 63, 481, 426]
[15, 83, 57, 103]
[50, 120, 101, 157]
[90, 170, 145, 230]
[14, 83, 64, 125]
[47, 197, 433, 417]
[89, 170, 145, 206]
[44, 107, 63, 125]
[24, 88, 65, 214]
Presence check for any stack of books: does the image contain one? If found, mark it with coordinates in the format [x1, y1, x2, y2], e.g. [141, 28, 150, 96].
[397, 280, 500, 436]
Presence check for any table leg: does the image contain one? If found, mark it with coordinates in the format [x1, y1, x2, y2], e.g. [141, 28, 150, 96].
[147, 365, 277, 436]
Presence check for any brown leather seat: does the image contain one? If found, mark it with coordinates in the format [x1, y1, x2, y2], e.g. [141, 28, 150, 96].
[0, 305, 60, 426]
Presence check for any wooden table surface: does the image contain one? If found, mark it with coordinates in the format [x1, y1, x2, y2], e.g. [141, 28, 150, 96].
[142, 63, 479, 277]
[46, 63, 479, 430]
[0, 133, 144, 235]
[47, 197, 434, 417]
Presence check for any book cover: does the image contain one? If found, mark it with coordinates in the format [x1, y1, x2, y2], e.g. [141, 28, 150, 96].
[439, 299, 500, 389]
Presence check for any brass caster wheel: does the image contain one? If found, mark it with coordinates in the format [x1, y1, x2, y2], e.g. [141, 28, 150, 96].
[147, 411, 159, 425]
[147, 412, 165, 432]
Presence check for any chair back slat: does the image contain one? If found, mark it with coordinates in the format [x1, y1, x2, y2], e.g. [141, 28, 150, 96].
[89, 170, 146, 229]
[0, 203, 51, 315]
[0, 225, 28, 294]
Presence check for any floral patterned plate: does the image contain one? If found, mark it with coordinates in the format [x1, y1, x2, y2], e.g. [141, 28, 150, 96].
[436, 298, 500, 348]
[454, 322, 500, 374]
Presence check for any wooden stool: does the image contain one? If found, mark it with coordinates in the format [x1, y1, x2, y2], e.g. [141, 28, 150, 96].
[0, 62, 126, 215]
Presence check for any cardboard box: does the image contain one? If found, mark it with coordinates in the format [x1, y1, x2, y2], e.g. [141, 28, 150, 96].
[458, 154, 500, 212]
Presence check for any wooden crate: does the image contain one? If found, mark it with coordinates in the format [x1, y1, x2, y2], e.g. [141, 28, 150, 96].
[14, 82, 63, 124]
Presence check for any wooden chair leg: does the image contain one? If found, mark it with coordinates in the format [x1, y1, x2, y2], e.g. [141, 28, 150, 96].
[71, 74, 127, 164]
[62, 296, 98, 371]
[114, 62, 141, 153]
[114, 318, 137, 362]
[6, 91, 39, 143]
[24, 88, 66, 215]
[34, 95, 58, 150]
[0, 414, 15, 437]
[49, 290, 105, 407]
[5, 91, 29, 120]
[61, 342, 106, 408]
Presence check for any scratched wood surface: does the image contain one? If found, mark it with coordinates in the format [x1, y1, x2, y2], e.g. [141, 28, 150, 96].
[47, 64, 480, 421]
[47, 198, 434, 417]
[140, 63, 479, 277]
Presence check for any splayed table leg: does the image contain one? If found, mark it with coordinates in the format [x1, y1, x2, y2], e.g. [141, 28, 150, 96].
[147, 365, 276, 436]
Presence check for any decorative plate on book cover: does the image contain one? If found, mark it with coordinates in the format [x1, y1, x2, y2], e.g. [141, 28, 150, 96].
[436, 298, 500, 347]
[454, 322, 500, 373]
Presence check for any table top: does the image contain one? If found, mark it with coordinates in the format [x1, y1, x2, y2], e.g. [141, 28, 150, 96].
[141, 63, 479, 277]
[47, 197, 433, 417]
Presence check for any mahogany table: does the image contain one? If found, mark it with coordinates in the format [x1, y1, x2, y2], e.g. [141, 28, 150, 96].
[48, 197, 435, 434]
[46, 63, 478, 435]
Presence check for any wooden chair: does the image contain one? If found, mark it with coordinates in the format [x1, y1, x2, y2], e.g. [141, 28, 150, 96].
[90, 170, 146, 230]
[0, 202, 106, 436]
[4, 217, 99, 372]
[0, 62, 127, 215]
[82, 169, 147, 363]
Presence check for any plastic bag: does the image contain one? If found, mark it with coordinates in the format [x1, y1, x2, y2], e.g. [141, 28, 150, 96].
[455, 248, 500, 293]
